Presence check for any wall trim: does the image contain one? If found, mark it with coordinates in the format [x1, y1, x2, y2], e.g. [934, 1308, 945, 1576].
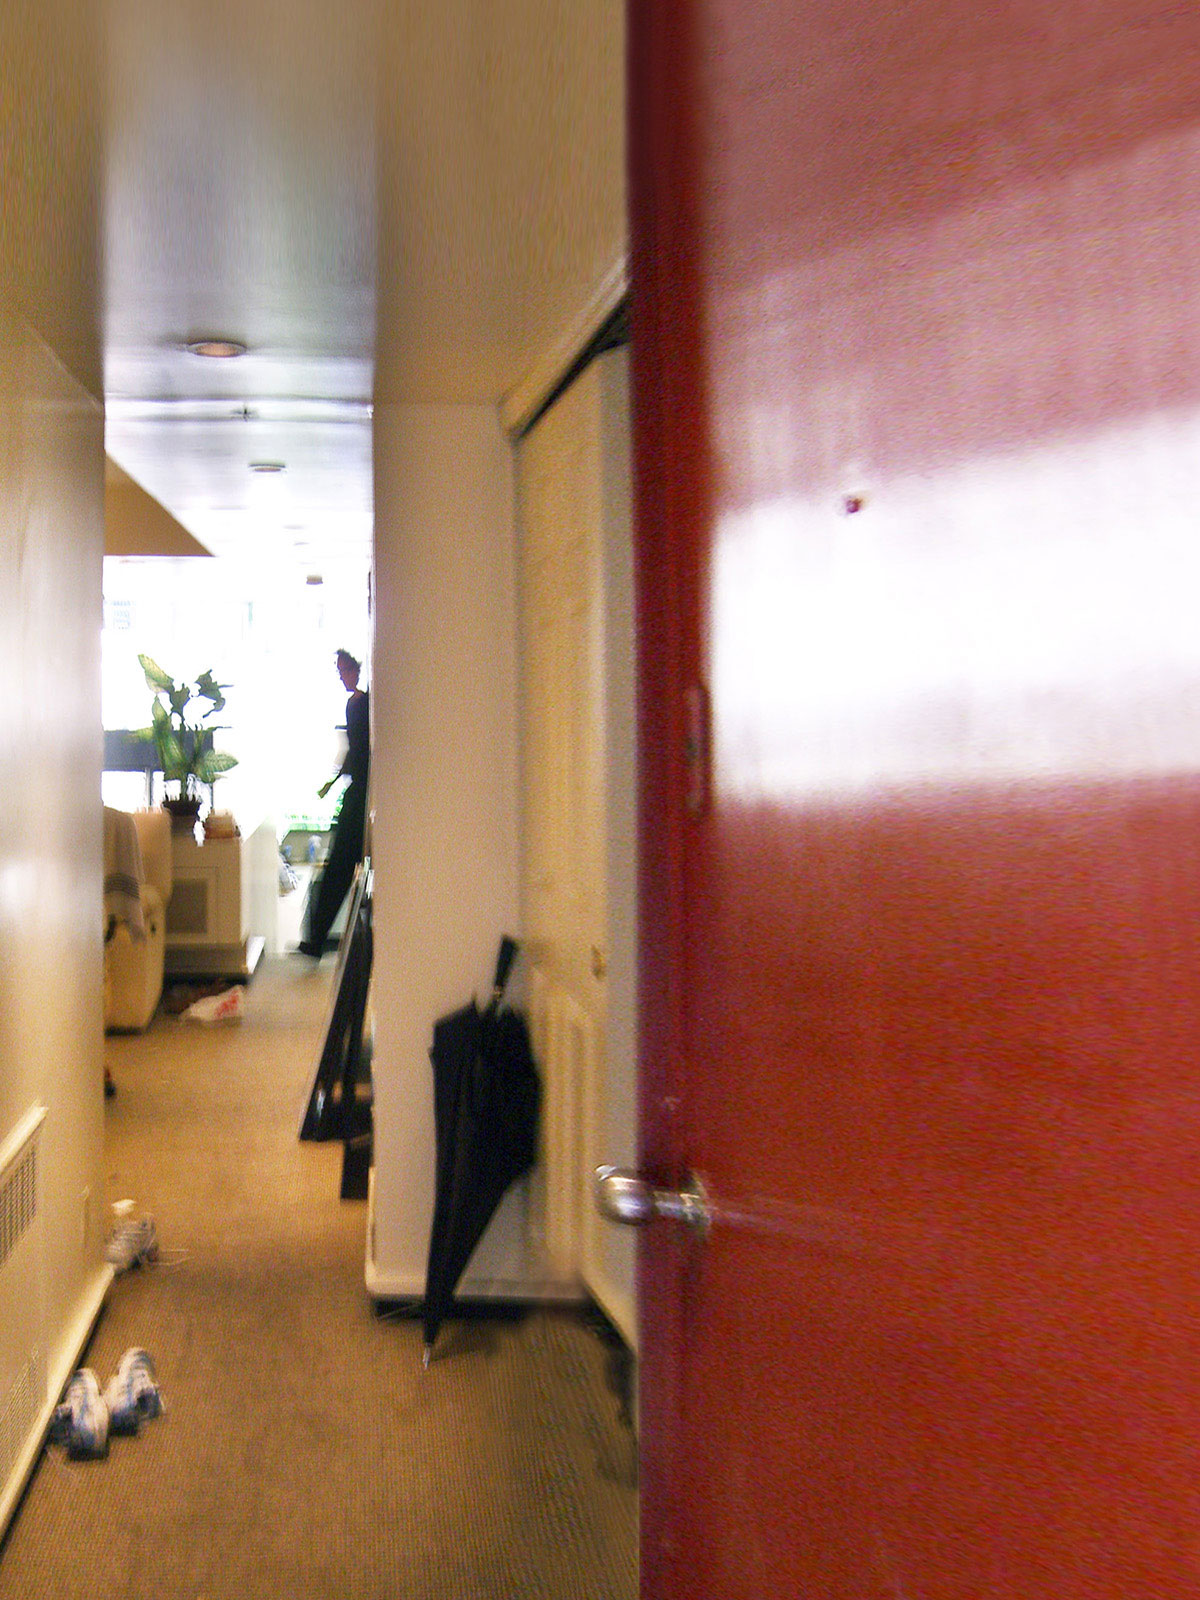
[364, 1176, 583, 1305]
[499, 251, 629, 438]
[364, 1262, 586, 1306]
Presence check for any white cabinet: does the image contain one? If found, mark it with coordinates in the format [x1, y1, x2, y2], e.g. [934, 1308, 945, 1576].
[165, 820, 278, 978]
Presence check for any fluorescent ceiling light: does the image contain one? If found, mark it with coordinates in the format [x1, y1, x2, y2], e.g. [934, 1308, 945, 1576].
[186, 338, 247, 358]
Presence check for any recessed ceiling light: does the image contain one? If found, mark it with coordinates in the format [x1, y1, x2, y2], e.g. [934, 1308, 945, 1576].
[249, 460, 286, 473]
[185, 338, 247, 359]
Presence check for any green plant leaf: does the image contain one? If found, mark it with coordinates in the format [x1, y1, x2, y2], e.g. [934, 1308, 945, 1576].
[196, 750, 238, 781]
[138, 654, 174, 692]
[159, 731, 186, 776]
[145, 661, 236, 778]
[194, 671, 229, 714]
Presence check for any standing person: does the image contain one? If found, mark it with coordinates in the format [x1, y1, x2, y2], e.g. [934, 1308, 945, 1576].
[299, 649, 370, 958]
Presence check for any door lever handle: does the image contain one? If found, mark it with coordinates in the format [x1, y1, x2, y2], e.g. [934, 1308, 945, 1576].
[594, 1166, 712, 1237]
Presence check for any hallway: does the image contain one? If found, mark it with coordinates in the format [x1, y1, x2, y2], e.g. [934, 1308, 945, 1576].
[0, 960, 637, 1599]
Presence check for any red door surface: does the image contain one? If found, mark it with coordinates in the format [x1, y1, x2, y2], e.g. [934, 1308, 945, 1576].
[628, 3, 1200, 1595]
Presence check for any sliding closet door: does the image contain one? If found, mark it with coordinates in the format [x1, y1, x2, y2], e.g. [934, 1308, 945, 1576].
[515, 348, 637, 1346]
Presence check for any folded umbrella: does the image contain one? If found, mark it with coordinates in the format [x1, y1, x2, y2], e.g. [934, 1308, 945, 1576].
[423, 935, 540, 1361]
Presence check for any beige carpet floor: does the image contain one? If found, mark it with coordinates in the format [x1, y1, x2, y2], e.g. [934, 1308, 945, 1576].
[0, 957, 638, 1599]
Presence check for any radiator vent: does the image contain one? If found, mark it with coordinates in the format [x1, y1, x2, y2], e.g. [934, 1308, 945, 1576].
[0, 1107, 47, 1502]
[530, 974, 591, 1277]
[0, 1351, 44, 1497]
[0, 1138, 38, 1271]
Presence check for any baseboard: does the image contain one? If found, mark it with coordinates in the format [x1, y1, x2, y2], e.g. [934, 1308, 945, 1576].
[364, 1263, 586, 1305]
[164, 935, 264, 982]
[364, 1169, 583, 1306]
[0, 1262, 112, 1540]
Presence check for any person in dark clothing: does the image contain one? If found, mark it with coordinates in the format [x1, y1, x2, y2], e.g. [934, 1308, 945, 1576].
[299, 649, 370, 958]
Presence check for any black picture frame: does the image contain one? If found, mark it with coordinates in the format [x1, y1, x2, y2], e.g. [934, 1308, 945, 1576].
[298, 858, 373, 1146]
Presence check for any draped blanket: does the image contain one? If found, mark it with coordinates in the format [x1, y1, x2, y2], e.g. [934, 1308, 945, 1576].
[103, 806, 146, 941]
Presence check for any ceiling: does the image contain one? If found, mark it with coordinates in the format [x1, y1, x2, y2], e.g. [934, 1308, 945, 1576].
[99, 0, 626, 568]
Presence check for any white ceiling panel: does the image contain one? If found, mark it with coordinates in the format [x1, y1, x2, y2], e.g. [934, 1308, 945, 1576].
[106, 404, 373, 564]
[100, 0, 626, 566]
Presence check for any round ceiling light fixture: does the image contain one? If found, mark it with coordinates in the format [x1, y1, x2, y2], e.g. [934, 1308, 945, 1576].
[185, 337, 247, 359]
[249, 460, 286, 473]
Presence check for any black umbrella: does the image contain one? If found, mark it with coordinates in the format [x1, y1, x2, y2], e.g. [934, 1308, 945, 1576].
[423, 935, 541, 1362]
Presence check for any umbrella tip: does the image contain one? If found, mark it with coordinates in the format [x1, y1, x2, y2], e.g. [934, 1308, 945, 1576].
[422, 1344, 432, 1370]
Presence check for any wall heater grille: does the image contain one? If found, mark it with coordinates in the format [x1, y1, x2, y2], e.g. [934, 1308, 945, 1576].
[0, 1136, 38, 1270]
[0, 1108, 46, 1501]
[0, 1352, 44, 1502]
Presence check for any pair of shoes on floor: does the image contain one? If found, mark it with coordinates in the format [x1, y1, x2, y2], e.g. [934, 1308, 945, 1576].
[50, 1351, 163, 1458]
[105, 1214, 159, 1273]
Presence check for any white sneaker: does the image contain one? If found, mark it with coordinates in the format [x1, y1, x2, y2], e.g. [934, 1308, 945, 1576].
[50, 1368, 109, 1458]
[105, 1215, 159, 1273]
[104, 1348, 162, 1434]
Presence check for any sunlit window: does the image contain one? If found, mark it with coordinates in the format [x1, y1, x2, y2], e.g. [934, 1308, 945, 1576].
[101, 556, 372, 838]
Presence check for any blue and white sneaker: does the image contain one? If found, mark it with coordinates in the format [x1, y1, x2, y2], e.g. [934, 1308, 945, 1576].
[103, 1348, 162, 1435]
[104, 1215, 159, 1273]
[49, 1368, 110, 1459]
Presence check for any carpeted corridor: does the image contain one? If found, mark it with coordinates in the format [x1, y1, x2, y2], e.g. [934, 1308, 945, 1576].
[0, 958, 638, 1599]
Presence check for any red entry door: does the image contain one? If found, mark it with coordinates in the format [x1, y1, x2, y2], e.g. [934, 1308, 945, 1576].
[627, 2, 1200, 1595]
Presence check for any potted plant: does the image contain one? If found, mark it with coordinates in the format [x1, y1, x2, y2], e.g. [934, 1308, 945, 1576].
[136, 655, 238, 829]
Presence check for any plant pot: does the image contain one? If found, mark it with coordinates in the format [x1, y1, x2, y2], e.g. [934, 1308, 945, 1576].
[163, 797, 203, 834]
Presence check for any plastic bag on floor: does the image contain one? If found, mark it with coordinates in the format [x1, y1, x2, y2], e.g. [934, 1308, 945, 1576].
[181, 986, 244, 1023]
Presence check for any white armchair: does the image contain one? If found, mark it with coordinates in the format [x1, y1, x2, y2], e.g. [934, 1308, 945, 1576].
[104, 809, 173, 1032]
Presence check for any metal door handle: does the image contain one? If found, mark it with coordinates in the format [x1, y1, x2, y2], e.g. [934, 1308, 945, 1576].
[594, 1166, 712, 1237]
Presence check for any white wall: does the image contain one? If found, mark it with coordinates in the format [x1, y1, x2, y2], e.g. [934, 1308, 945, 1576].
[0, 312, 108, 1531]
[0, 10, 108, 1530]
[363, 0, 632, 1312]
[374, 0, 626, 406]
[369, 405, 562, 1297]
